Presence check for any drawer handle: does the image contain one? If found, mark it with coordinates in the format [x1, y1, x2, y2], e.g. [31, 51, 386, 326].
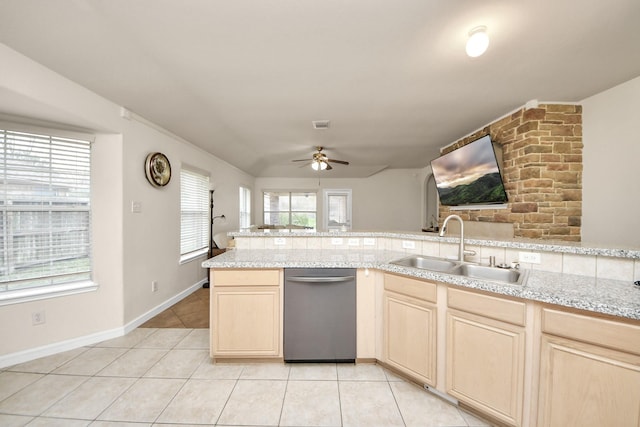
[287, 276, 355, 283]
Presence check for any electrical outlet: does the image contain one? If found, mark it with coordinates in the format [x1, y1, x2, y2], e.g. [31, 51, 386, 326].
[363, 238, 376, 246]
[402, 240, 416, 249]
[348, 238, 359, 246]
[151, 280, 158, 292]
[32, 311, 46, 325]
[274, 237, 286, 245]
[331, 238, 344, 245]
[519, 251, 541, 264]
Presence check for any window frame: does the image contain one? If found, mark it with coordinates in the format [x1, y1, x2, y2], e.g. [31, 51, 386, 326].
[262, 190, 317, 230]
[0, 124, 97, 306]
[239, 186, 252, 230]
[179, 166, 210, 264]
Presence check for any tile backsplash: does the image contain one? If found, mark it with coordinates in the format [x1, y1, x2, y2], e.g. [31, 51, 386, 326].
[231, 234, 637, 282]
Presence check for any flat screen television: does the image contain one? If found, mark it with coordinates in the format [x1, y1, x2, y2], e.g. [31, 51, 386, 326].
[430, 135, 508, 206]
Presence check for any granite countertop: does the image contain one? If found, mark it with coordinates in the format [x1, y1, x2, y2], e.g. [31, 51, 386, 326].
[203, 249, 640, 321]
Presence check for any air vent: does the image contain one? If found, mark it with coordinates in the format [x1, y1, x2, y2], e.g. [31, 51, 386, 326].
[312, 120, 330, 130]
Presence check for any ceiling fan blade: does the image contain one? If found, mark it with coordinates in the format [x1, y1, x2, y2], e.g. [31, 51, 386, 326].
[327, 159, 350, 165]
[292, 147, 349, 169]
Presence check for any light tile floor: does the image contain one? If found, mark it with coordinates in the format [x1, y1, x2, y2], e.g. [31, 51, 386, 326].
[0, 328, 492, 426]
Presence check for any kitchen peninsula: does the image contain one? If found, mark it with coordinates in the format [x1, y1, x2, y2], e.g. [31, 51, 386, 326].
[203, 231, 640, 427]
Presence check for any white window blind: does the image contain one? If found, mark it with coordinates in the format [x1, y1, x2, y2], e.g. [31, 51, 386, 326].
[0, 129, 91, 294]
[239, 186, 251, 229]
[180, 168, 209, 259]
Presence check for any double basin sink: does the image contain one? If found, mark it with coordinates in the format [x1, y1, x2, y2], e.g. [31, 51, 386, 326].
[391, 255, 526, 285]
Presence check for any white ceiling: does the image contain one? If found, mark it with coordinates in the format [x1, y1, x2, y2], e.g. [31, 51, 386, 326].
[1, 0, 639, 178]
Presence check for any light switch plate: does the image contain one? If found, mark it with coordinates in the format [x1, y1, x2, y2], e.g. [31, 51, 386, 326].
[348, 238, 359, 246]
[331, 238, 344, 245]
[363, 238, 376, 246]
[131, 200, 142, 213]
[274, 237, 286, 245]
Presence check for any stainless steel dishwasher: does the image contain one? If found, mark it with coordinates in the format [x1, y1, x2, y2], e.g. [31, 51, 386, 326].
[284, 268, 356, 362]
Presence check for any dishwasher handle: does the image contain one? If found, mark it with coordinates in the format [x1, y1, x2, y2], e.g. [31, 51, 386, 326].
[286, 276, 355, 284]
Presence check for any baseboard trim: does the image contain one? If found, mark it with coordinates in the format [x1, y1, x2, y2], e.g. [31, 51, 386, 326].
[0, 278, 207, 369]
[0, 326, 125, 369]
[213, 357, 284, 364]
[356, 357, 377, 364]
[123, 279, 206, 334]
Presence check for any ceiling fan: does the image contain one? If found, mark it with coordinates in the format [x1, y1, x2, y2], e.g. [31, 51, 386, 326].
[292, 146, 350, 171]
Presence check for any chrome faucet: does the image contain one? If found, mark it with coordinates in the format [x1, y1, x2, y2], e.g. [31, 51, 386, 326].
[439, 214, 474, 263]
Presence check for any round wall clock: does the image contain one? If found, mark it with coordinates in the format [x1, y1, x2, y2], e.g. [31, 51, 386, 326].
[144, 152, 171, 187]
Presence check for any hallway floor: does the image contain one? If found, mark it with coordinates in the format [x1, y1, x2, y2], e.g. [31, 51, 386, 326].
[140, 287, 210, 328]
[0, 328, 492, 426]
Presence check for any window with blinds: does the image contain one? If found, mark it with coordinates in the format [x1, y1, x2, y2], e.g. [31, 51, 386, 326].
[0, 129, 92, 295]
[180, 168, 209, 261]
[239, 186, 251, 229]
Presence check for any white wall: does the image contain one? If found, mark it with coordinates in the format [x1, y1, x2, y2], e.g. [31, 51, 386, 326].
[255, 169, 424, 231]
[121, 118, 253, 324]
[582, 76, 640, 247]
[0, 43, 254, 358]
[0, 131, 125, 359]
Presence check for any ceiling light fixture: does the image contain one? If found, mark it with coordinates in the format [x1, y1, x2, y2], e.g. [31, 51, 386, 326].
[466, 26, 489, 57]
[312, 159, 328, 171]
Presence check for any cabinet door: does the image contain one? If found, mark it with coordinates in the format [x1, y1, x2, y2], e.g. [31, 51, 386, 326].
[446, 310, 524, 426]
[213, 286, 280, 357]
[384, 291, 436, 386]
[538, 334, 640, 427]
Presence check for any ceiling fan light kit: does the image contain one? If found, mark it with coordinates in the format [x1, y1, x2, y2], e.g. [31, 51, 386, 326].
[292, 146, 349, 171]
[312, 160, 328, 171]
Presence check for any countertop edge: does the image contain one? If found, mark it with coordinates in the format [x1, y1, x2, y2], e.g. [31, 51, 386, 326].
[203, 249, 640, 321]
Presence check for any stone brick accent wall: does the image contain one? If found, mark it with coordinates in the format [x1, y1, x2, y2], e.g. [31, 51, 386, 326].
[439, 104, 583, 241]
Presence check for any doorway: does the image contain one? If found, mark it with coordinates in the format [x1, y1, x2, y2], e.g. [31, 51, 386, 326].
[323, 189, 352, 231]
[425, 174, 438, 231]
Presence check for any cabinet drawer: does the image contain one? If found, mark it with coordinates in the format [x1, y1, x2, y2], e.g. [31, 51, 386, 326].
[384, 273, 437, 303]
[213, 269, 280, 286]
[447, 287, 526, 326]
[542, 308, 640, 356]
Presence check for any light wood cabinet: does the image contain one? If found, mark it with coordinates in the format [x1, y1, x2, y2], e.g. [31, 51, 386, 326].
[211, 269, 281, 359]
[356, 269, 379, 361]
[538, 308, 640, 426]
[446, 288, 526, 426]
[383, 274, 437, 386]
[207, 265, 640, 427]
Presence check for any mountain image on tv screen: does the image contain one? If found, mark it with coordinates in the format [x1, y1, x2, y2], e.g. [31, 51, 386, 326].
[430, 135, 508, 206]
